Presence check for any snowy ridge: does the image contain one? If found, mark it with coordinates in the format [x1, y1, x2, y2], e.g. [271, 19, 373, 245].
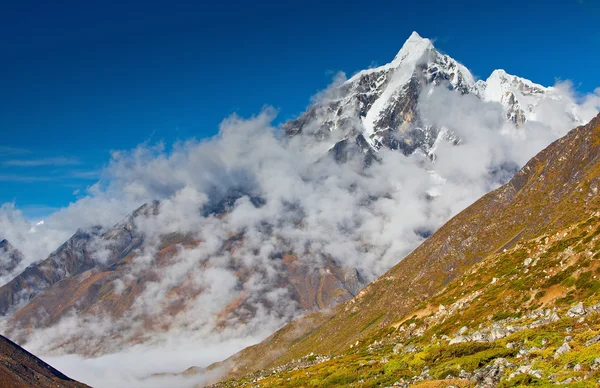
[361, 37, 427, 140]
[482, 69, 550, 123]
[480, 69, 582, 124]
[347, 32, 434, 83]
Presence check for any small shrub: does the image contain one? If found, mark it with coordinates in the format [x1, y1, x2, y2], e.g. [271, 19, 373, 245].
[498, 373, 541, 387]
[561, 276, 576, 287]
[423, 342, 494, 364]
[543, 266, 576, 288]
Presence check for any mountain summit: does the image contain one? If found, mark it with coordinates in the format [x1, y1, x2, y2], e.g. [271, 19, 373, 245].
[391, 31, 434, 63]
[284, 32, 583, 160]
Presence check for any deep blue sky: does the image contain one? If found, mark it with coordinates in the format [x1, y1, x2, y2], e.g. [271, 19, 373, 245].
[1, 0, 599, 218]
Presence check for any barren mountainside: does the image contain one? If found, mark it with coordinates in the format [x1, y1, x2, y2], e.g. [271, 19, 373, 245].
[0, 198, 364, 355]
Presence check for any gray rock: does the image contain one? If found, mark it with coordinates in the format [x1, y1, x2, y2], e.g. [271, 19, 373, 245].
[586, 334, 600, 346]
[392, 343, 403, 354]
[403, 343, 418, 353]
[509, 365, 531, 378]
[472, 365, 504, 387]
[471, 331, 490, 342]
[490, 326, 507, 341]
[540, 311, 560, 324]
[449, 335, 469, 345]
[555, 342, 572, 359]
[567, 302, 586, 317]
[531, 370, 543, 378]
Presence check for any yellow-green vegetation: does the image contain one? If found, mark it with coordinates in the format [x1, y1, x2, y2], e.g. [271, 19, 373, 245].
[212, 213, 600, 387]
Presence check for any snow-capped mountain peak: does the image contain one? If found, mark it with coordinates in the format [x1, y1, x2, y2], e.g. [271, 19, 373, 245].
[392, 31, 435, 64]
[481, 69, 550, 124]
[283, 32, 584, 160]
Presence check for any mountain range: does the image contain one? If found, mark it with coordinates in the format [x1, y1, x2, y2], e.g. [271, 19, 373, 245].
[0, 32, 597, 387]
[283, 32, 582, 162]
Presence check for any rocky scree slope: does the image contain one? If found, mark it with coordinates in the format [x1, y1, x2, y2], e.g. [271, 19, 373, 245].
[204, 113, 600, 386]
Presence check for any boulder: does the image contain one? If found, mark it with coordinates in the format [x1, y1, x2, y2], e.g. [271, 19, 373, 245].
[449, 335, 469, 345]
[586, 334, 600, 347]
[554, 342, 571, 359]
[472, 365, 504, 387]
[566, 302, 586, 317]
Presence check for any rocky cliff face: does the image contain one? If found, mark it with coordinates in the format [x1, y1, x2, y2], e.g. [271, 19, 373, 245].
[0, 240, 23, 281]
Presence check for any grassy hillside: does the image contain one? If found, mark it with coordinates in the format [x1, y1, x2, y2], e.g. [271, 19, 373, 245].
[203, 114, 600, 387]
[212, 212, 600, 387]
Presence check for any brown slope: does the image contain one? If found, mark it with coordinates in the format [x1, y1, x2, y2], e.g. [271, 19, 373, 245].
[4, 229, 363, 356]
[207, 113, 600, 381]
[0, 334, 89, 388]
[0, 202, 158, 318]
